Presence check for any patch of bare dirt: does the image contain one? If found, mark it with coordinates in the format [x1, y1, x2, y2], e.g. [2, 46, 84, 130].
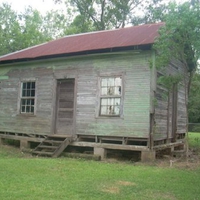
[101, 180, 136, 194]
[117, 181, 136, 186]
[102, 186, 120, 194]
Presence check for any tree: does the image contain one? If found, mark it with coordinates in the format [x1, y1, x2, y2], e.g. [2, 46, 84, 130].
[54, 0, 166, 31]
[188, 71, 200, 123]
[18, 6, 51, 50]
[132, 0, 167, 25]
[0, 3, 21, 55]
[154, 1, 200, 92]
[43, 9, 71, 38]
[0, 3, 71, 56]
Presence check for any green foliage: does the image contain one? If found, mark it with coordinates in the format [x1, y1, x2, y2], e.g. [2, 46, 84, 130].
[43, 9, 71, 38]
[131, 0, 167, 25]
[154, 2, 200, 72]
[188, 72, 200, 123]
[0, 2, 70, 56]
[0, 3, 21, 55]
[65, 0, 167, 31]
[157, 74, 182, 90]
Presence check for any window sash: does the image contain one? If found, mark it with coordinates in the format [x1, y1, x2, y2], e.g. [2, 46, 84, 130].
[100, 97, 121, 116]
[99, 76, 122, 117]
[20, 81, 36, 114]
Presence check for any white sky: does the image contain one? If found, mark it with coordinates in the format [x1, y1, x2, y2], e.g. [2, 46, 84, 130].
[0, 0, 188, 14]
[0, 0, 66, 13]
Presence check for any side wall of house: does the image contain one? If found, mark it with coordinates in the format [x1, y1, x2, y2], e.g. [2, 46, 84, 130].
[153, 58, 187, 140]
[0, 51, 151, 138]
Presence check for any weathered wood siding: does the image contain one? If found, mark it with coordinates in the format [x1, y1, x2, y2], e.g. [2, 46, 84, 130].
[154, 59, 187, 140]
[0, 51, 151, 138]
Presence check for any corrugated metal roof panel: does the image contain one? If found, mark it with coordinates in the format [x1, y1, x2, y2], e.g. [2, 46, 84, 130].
[0, 23, 164, 62]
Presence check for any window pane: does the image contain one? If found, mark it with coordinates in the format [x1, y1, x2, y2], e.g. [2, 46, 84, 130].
[107, 86, 114, 95]
[22, 82, 27, 90]
[31, 106, 34, 113]
[115, 77, 121, 86]
[101, 87, 107, 95]
[108, 105, 114, 114]
[26, 106, 30, 113]
[115, 98, 121, 106]
[114, 86, 121, 95]
[31, 99, 35, 106]
[22, 90, 26, 97]
[32, 82, 35, 89]
[27, 99, 31, 105]
[101, 98, 107, 105]
[101, 78, 107, 87]
[27, 90, 30, 97]
[21, 99, 26, 106]
[31, 90, 35, 97]
[100, 106, 107, 115]
[114, 106, 120, 115]
[108, 78, 114, 86]
[21, 106, 25, 113]
[27, 82, 31, 89]
[108, 98, 114, 105]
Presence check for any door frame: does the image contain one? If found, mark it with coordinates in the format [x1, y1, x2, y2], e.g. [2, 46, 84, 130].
[53, 78, 77, 135]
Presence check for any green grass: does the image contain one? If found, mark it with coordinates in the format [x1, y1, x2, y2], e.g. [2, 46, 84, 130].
[1, 156, 200, 200]
[0, 134, 200, 200]
[188, 132, 200, 149]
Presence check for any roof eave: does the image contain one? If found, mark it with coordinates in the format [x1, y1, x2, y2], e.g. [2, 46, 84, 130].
[0, 44, 153, 65]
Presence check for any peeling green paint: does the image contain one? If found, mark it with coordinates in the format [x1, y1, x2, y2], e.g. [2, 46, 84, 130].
[0, 76, 9, 80]
[0, 67, 12, 76]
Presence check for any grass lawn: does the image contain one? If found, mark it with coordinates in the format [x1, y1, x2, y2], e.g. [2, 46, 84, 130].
[188, 132, 200, 149]
[0, 133, 199, 200]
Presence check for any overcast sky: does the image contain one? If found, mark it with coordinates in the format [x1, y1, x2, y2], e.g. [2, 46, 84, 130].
[0, 0, 65, 13]
[0, 0, 188, 14]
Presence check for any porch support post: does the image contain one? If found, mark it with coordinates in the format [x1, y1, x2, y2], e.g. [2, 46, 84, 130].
[141, 150, 156, 162]
[94, 147, 107, 160]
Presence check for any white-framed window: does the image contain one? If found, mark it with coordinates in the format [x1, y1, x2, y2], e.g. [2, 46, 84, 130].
[20, 81, 36, 114]
[99, 76, 122, 117]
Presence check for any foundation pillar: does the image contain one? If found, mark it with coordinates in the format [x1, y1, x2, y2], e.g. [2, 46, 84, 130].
[0, 137, 5, 145]
[141, 150, 156, 162]
[20, 140, 30, 150]
[94, 147, 107, 160]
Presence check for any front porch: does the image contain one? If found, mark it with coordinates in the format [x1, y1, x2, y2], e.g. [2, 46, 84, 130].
[0, 131, 185, 162]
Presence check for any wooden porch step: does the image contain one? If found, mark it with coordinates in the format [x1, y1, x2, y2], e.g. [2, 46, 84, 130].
[171, 150, 186, 157]
[37, 145, 58, 149]
[32, 151, 54, 156]
[42, 140, 63, 144]
[32, 135, 74, 158]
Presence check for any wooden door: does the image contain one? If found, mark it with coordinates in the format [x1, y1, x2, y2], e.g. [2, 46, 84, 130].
[55, 79, 75, 135]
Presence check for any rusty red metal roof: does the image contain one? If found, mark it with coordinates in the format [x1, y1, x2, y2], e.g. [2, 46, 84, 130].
[0, 23, 164, 63]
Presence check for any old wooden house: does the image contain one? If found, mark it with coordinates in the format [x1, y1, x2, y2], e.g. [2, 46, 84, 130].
[0, 23, 186, 161]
